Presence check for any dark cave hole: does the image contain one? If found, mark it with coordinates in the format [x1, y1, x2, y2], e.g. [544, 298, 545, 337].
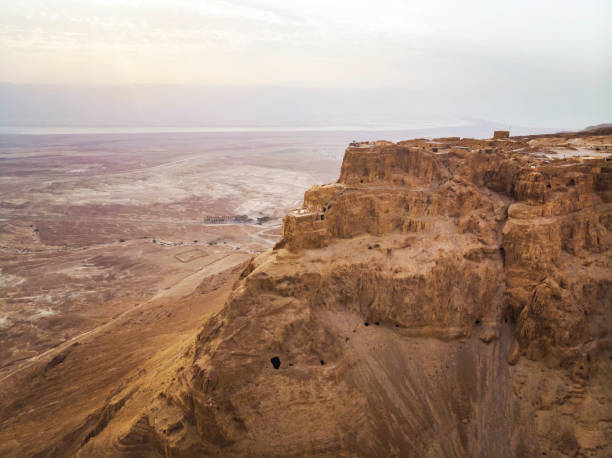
[364, 322, 369, 326]
[475, 319, 481, 325]
[270, 356, 281, 369]
[546, 184, 551, 189]
[320, 360, 325, 365]
[374, 322, 380, 326]
[499, 247, 505, 263]
[567, 179, 576, 186]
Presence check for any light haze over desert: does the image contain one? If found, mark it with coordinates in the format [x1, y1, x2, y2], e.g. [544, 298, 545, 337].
[0, 1, 611, 457]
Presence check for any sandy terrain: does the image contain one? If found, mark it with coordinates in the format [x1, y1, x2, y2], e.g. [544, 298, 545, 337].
[0, 132, 343, 375]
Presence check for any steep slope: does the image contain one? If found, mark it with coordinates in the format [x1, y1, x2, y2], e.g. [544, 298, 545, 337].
[0, 257, 251, 457]
[77, 135, 612, 456]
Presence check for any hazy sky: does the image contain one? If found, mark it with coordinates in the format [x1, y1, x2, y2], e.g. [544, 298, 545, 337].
[1, 0, 610, 86]
[0, 1, 610, 128]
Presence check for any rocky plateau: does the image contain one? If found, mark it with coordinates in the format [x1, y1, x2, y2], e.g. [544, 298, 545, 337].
[1, 131, 611, 457]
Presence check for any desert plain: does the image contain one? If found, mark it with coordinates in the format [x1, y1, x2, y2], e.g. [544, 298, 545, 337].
[0, 132, 345, 380]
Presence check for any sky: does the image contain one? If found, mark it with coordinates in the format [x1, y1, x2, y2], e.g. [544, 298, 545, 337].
[0, 0, 611, 129]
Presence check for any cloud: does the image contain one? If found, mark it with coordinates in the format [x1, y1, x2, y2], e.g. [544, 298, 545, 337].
[0, 0, 609, 126]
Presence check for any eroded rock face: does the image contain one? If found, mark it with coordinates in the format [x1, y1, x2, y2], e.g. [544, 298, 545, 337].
[81, 134, 611, 457]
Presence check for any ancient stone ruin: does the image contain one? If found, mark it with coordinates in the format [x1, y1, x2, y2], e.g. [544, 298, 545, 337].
[493, 130, 510, 139]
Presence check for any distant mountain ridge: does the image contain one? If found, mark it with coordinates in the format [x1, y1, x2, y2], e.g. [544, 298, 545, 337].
[581, 123, 612, 134]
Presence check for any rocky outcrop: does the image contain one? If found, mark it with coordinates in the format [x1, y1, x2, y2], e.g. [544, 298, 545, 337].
[79, 134, 612, 457]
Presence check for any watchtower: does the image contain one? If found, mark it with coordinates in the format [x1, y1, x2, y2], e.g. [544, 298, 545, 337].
[493, 130, 510, 139]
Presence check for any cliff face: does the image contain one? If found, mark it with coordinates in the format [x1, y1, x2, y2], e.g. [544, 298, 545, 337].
[81, 134, 611, 457]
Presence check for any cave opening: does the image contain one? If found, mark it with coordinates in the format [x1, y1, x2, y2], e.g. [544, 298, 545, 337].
[270, 356, 281, 369]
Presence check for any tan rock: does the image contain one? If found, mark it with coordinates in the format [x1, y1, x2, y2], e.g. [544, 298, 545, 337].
[508, 340, 521, 365]
[479, 328, 499, 344]
[76, 133, 612, 457]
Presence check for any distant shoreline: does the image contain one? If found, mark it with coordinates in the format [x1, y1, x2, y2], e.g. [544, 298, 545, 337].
[0, 123, 474, 136]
